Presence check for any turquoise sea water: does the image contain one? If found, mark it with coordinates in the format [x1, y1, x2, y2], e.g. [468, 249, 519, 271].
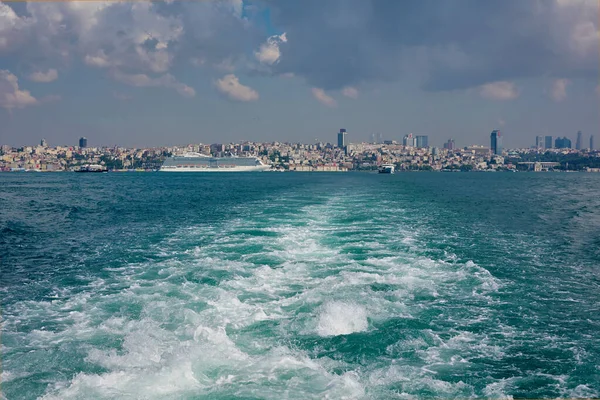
[1, 172, 599, 399]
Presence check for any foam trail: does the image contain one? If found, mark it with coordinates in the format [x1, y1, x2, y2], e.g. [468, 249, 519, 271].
[2, 174, 599, 399]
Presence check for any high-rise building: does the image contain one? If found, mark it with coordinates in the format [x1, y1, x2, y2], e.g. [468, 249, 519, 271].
[555, 137, 572, 149]
[415, 135, 429, 148]
[443, 139, 455, 150]
[575, 131, 582, 150]
[79, 137, 87, 148]
[545, 136, 553, 149]
[590, 135, 594, 150]
[337, 129, 347, 148]
[402, 133, 414, 147]
[490, 130, 503, 155]
[40, 138, 48, 147]
[535, 136, 545, 149]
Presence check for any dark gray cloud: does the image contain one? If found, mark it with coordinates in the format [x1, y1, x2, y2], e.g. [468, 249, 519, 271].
[265, 0, 599, 90]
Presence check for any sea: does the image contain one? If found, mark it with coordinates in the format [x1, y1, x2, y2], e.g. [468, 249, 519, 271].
[1, 172, 599, 399]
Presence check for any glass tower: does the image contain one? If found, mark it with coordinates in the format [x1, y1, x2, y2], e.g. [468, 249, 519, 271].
[337, 129, 347, 148]
[490, 130, 502, 155]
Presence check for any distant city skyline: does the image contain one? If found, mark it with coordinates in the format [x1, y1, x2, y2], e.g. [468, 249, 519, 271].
[5, 128, 597, 152]
[0, 1, 598, 148]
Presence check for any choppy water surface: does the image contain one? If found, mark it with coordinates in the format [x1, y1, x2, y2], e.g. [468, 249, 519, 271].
[1, 172, 599, 399]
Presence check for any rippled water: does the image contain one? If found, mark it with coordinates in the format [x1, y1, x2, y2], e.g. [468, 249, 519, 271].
[1, 172, 599, 399]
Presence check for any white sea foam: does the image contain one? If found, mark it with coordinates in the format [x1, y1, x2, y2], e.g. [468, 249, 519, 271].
[316, 301, 368, 336]
[5, 190, 555, 400]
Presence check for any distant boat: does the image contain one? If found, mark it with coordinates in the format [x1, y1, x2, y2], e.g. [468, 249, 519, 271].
[378, 164, 395, 174]
[75, 164, 108, 173]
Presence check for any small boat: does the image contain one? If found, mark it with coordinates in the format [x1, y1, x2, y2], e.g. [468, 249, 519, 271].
[75, 164, 108, 173]
[378, 164, 395, 174]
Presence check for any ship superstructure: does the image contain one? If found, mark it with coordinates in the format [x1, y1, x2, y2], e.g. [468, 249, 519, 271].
[160, 152, 271, 172]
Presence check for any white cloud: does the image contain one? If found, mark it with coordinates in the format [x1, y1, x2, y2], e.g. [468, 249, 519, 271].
[311, 88, 337, 107]
[551, 78, 570, 101]
[0, 70, 38, 109]
[342, 86, 359, 99]
[0, 3, 31, 51]
[28, 69, 58, 83]
[16, 2, 186, 75]
[215, 74, 259, 102]
[84, 51, 113, 68]
[479, 81, 520, 100]
[112, 71, 195, 98]
[255, 33, 287, 65]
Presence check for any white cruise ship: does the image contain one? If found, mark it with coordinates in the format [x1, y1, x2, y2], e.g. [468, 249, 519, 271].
[159, 153, 271, 172]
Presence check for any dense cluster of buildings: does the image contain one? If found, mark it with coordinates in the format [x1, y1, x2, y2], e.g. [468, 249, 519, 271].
[1, 129, 598, 172]
[534, 131, 594, 151]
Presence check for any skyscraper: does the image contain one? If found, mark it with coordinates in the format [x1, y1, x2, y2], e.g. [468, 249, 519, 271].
[337, 129, 347, 148]
[79, 137, 87, 148]
[575, 131, 582, 150]
[535, 136, 544, 149]
[490, 130, 502, 155]
[403, 133, 414, 147]
[555, 137, 572, 149]
[590, 135, 594, 150]
[545, 136, 553, 149]
[40, 138, 47, 147]
[443, 139, 455, 150]
[415, 135, 429, 148]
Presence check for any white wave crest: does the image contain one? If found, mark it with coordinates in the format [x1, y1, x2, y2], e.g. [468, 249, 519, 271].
[316, 301, 368, 336]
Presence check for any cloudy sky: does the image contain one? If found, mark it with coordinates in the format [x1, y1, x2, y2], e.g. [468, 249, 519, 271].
[0, 0, 598, 148]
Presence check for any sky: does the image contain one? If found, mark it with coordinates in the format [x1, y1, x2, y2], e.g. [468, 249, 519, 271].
[0, 0, 598, 149]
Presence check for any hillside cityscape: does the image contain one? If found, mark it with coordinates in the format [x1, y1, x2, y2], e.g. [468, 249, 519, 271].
[1, 129, 598, 173]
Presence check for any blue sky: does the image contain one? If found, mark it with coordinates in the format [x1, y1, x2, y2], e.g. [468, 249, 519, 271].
[0, 0, 598, 148]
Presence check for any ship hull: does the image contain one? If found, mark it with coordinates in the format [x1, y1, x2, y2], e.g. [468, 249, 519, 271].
[159, 165, 271, 172]
[378, 165, 395, 174]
